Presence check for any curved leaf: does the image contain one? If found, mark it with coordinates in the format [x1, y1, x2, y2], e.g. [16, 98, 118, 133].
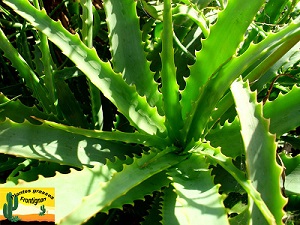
[184, 18, 300, 143]
[33, 117, 170, 149]
[181, 0, 265, 120]
[172, 4, 209, 38]
[195, 142, 277, 224]
[161, 0, 184, 143]
[59, 148, 185, 225]
[208, 40, 300, 131]
[104, 0, 163, 113]
[81, 0, 104, 129]
[231, 78, 286, 225]
[3, 0, 166, 136]
[164, 153, 229, 225]
[264, 85, 300, 137]
[0, 27, 53, 113]
[206, 117, 243, 158]
[0, 119, 141, 168]
[0, 93, 51, 124]
[280, 153, 300, 195]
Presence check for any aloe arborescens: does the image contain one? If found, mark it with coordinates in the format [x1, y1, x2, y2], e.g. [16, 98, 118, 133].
[0, 0, 299, 224]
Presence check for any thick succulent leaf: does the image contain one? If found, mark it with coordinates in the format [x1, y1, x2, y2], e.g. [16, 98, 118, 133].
[33, 117, 170, 149]
[207, 30, 300, 132]
[80, 0, 93, 48]
[0, 119, 142, 168]
[3, 0, 166, 136]
[242, 35, 300, 90]
[160, 0, 184, 143]
[206, 87, 300, 157]
[181, 0, 265, 120]
[195, 142, 277, 224]
[261, 0, 289, 26]
[81, 0, 103, 130]
[263, 85, 300, 137]
[229, 207, 251, 225]
[0, 27, 53, 113]
[0, 93, 52, 124]
[280, 153, 300, 195]
[184, 18, 300, 143]
[249, 39, 300, 93]
[106, 172, 169, 212]
[142, 192, 163, 225]
[58, 148, 186, 225]
[164, 153, 229, 224]
[231, 78, 286, 225]
[54, 78, 90, 128]
[7, 160, 72, 183]
[0, 156, 24, 175]
[35, 5, 57, 112]
[172, 4, 209, 38]
[284, 163, 300, 196]
[103, 0, 163, 113]
[206, 117, 243, 158]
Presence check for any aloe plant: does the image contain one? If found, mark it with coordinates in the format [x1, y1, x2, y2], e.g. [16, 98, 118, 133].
[0, 0, 299, 224]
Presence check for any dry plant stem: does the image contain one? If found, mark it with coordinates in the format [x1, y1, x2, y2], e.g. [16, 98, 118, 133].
[263, 74, 296, 104]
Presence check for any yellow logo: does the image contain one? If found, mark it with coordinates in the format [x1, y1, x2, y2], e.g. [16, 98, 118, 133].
[0, 188, 54, 223]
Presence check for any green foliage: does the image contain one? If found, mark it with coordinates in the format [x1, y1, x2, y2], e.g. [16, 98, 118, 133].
[0, 0, 299, 224]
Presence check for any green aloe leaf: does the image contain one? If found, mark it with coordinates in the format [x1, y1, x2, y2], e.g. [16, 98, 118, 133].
[284, 163, 300, 196]
[280, 153, 300, 195]
[33, 117, 169, 149]
[195, 142, 276, 224]
[206, 117, 243, 158]
[207, 27, 300, 133]
[163, 153, 229, 224]
[231, 77, 286, 225]
[160, 0, 184, 143]
[172, 4, 209, 38]
[0, 119, 142, 168]
[80, 0, 103, 130]
[33, 0, 58, 113]
[251, 40, 300, 94]
[206, 85, 300, 158]
[0, 27, 53, 113]
[104, 0, 163, 113]
[181, 0, 265, 121]
[206, 84, 300, 157]
[264, 85, 300, 137]
[58, 148, 185, 225]
[0, 93, 51, 123]
[184, 18, 300, 143]
[3, 0, 166, 136]
[54, 78, 90, 128]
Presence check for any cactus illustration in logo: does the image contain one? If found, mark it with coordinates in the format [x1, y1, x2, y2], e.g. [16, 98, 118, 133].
[3, 192, 20, 222]
[39, 205, 46, 216]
